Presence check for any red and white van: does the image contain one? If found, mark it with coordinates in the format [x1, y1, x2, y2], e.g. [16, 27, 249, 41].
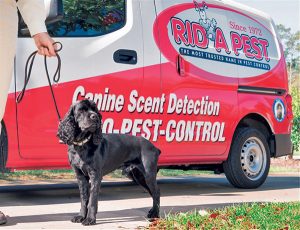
[1, 0, 293, 188]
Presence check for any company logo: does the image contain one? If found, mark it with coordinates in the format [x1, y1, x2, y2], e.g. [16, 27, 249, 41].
[154, 0, 279, 79]
[273, 99, 285, 122]
[193, 1, 217, 42]
[170, 1, 270, 71]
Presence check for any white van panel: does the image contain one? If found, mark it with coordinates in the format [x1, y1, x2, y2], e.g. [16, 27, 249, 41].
[12, 0, 147, 93]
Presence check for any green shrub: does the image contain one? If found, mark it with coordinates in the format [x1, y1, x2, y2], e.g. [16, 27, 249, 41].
[291, 87, 300, 151]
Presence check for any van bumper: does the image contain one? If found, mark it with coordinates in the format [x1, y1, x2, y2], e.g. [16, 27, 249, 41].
[273, 134, 293, 158]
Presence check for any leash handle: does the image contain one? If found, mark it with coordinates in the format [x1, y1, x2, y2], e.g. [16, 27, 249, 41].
[16, 42, 63, 122]
[53, 41, 63, 52]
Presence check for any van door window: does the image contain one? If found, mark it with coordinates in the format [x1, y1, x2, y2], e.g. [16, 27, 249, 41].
[24, 0, 126, 37]
[49, 0, 125, 37]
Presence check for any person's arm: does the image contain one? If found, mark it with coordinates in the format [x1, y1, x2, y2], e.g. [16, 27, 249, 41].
[17, 0, 56, 57]
[17, 0, 47, 37]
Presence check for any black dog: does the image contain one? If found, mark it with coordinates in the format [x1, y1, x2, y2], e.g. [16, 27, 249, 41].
[57, 99, 160, 226]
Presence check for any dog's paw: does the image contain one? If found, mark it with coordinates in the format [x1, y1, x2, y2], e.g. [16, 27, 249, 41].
[82, 217, 96, 226]
[147, 209, 160, 221]
[71, 215, 85, 223]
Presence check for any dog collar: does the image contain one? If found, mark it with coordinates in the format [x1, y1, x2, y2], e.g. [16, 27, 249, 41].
[72, 135, 92, 146]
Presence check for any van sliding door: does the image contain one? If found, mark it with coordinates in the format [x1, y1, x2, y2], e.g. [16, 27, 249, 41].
[15, 0, 144, 161]
[154, 0, 238, 160]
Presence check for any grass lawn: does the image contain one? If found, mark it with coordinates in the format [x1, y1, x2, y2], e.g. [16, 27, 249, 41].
[0, 169, 75, 181]
[0, 165, 298, 181]
[158, 169, 213, 177]
[148, 202, 300, 230]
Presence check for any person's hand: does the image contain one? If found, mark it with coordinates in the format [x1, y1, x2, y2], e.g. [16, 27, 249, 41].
[33, 32, 56, 57]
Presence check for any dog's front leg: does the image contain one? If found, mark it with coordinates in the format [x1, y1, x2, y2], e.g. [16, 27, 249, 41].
[71, 167, 89, 223]
[82, 170, 101, 226]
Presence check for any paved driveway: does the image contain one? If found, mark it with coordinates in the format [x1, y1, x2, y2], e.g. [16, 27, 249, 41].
[0, 174, 299, 229]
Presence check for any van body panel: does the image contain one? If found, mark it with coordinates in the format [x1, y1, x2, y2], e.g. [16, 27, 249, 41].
[238, 92, 293, 133]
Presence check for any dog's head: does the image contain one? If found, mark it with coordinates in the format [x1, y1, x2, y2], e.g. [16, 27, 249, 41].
[57, 100, 102, 146]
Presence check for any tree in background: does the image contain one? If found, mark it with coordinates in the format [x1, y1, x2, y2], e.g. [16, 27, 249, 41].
[277, 24, 300, 151]
[277, 25, 300, 87]
[291, 88, 300, 151]
[48, 0, 125, 36]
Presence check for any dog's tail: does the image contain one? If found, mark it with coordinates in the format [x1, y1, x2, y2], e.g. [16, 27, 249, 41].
[156, 147, 161, 156]
[146, 138, 161, 157]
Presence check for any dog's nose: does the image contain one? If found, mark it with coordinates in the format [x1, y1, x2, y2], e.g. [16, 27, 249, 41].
[90, 113, 97, 120]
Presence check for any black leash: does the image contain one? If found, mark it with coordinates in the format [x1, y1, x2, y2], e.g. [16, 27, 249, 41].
[16, 42, 63, 122]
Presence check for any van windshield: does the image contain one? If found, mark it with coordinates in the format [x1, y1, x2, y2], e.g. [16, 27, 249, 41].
[47, 0, 126, 37]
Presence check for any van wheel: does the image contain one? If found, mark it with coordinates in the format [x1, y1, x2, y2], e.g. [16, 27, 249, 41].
[0, 122, 8, 172]
[223, 128, 270, 189]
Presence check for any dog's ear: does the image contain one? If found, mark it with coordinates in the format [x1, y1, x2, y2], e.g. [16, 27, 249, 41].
[92, 112, 103, 145]
[57, 105, 77, 145]
[92, 127, 102, 145]
[85, 100, 102, 145]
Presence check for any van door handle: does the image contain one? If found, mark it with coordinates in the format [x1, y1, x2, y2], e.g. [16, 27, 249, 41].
[113, 49, 137, 65]
[176, 55, 186, 77]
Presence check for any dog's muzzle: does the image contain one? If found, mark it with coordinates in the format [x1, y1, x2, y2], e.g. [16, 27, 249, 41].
[72, 134, 92, 146]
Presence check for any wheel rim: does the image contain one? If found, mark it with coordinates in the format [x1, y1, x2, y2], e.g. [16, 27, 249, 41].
[240, 137, 267, 181]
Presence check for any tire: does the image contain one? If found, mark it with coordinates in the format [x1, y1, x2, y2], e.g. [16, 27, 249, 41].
[223, 128, 270, 189]
[0, 122, 8, 173]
